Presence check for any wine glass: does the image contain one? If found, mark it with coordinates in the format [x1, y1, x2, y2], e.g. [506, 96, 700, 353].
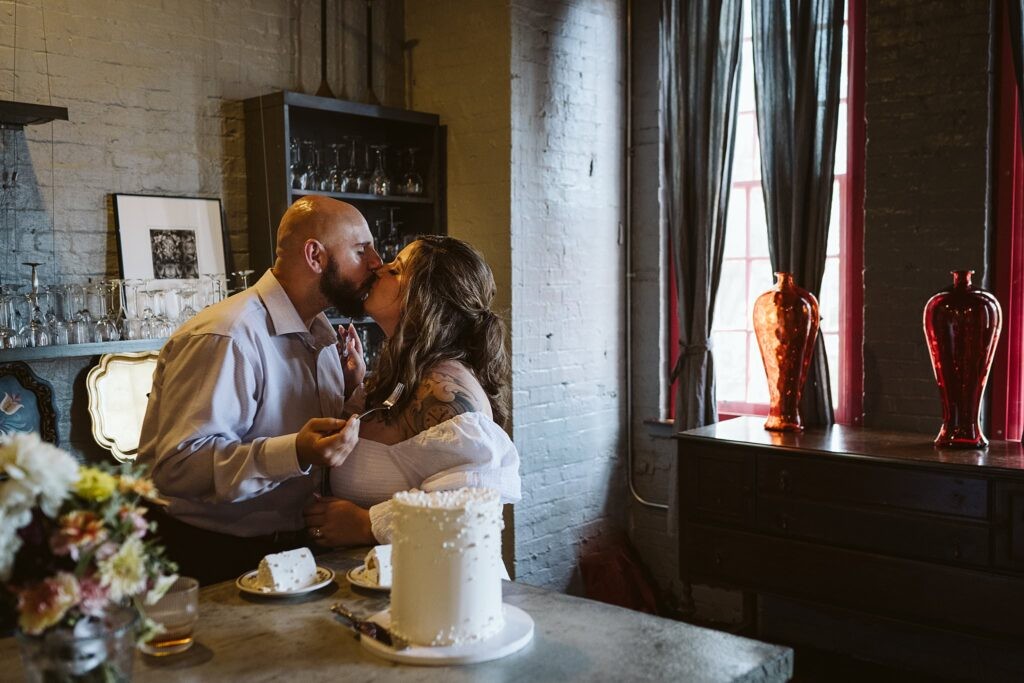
[341, 137, 361, 193]
[232, 270, 256, 291]
[289, 138, 303, 189]
[370, 144, 391, 196]
[399, 147, 424, 196]
[357, 141, 373, 193]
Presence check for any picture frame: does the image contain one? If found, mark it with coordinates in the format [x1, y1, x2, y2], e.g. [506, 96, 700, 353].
[113, 194, 232, 285]
[0, 361, 58, 445]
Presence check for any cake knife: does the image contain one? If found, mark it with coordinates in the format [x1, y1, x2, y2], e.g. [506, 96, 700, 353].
[330, 602, 408, 650]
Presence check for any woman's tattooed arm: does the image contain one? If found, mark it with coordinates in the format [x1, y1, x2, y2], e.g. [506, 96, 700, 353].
[398, 370, 480, 439]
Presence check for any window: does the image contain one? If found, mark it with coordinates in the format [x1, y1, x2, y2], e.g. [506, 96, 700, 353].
[666, 1, 863, 424]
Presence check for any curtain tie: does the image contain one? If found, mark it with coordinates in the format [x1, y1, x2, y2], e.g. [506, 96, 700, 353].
[670, 340, 714, 382]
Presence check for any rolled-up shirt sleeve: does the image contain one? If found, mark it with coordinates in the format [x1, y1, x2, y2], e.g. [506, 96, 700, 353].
[140, 334, 308, 504]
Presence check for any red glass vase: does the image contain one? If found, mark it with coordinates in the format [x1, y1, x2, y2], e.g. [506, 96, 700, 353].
[922, 270, 1002, 448]
[753, 272, 820, 432]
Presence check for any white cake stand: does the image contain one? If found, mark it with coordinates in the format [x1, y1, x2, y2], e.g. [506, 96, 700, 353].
[359, 604, 534, 666]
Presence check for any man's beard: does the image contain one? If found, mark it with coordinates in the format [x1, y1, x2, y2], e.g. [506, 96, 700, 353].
[320, 256, 374, 317]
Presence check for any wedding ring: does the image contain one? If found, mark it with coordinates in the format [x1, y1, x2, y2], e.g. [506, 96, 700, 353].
[311, 526, 323, 539]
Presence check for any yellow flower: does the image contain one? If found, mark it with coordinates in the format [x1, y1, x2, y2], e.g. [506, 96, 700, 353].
[17, 572, 81, 635]
[74, 468, 117, 502]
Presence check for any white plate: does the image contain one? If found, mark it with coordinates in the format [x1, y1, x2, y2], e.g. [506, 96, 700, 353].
[346, 564, 391, 592]
[235, 566, 335, 597]
[359, 604, 534, 666]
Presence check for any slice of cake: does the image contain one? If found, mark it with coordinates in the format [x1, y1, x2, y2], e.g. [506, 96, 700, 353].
[364, 544, 393, 586]
[390, 488, 505, 647]
[257, 547, 317, 592]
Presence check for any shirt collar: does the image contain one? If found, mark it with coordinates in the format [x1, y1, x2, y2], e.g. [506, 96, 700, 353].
[254, 270, 336, 345]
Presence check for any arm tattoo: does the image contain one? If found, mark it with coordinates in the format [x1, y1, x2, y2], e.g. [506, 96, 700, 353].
[399, 371, 480, 437]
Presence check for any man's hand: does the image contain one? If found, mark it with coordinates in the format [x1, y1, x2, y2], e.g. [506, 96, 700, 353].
[295, 416, 360, 470]
[303, 496, 374, 547]
[339, 324, 366, 399]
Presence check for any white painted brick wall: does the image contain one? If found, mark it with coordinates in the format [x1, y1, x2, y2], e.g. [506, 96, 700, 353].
[510, 0, 626, 592]
[0, 0, 402, 457]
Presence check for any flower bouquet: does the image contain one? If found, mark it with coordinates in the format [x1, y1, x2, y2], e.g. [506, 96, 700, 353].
[0, 431, 177, 682]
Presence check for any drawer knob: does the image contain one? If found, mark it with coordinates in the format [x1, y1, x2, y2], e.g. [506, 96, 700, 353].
[778, 470, 790, 492]
[953, 543, 961, 560]
[714, 552, 723, 567]
[778, 515, 789, 531]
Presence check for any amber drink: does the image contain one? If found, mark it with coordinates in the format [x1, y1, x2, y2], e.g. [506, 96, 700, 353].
[139, 577, 199, 656]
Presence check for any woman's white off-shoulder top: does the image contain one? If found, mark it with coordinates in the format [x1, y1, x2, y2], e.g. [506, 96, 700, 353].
[329, 412, 521, 542]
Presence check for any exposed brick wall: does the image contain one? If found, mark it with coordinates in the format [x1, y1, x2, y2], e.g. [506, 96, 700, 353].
[0, 0, 403, 458]
[510, 0, 626, 591]
[863, 0, 993, 433]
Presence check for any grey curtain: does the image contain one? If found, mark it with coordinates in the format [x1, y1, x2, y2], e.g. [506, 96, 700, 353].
[662, 0, 743, 433]
[750, 0, 844, 427]
[1010, 1, 1024, 124]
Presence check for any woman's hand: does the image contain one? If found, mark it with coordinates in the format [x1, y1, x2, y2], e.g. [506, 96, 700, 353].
[303, 496, 375, 547]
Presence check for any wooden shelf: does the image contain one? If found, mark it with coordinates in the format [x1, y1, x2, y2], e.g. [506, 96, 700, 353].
[0, 339, 164, 363]
[291, 189, 433, 205]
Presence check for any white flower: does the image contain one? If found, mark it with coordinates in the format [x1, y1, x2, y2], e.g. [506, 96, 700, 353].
[97, 536, 148, 602]
[144, 573, 179, 606]
[0, 432, 79, 518]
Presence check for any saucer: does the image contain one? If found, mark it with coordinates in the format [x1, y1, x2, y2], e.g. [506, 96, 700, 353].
[359, 604, 534, 665]
[236, 566, 335, 597]
[346, 564, 390, 592]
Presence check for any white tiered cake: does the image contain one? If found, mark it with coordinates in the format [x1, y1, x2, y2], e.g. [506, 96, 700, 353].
[389, 488, 505, 646]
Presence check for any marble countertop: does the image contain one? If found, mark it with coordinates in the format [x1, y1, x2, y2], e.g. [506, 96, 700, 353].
[0, 548, 792, 682]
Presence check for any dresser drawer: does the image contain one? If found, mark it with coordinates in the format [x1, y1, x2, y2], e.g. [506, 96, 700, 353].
[758, 496, 990, 568]
[994, 482, 1024, 571]
[682, 448, 755, 524]
[758, 453, 989, 519]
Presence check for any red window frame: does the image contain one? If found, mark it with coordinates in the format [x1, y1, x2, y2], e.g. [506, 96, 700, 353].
[668, 0, 865, 425]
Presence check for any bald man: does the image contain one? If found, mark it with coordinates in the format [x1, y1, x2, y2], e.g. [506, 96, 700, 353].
[138, 196, 383, 584]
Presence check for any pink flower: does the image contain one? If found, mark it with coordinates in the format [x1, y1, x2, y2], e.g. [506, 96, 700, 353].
[118, 505, 148, 538]
[17, 572, 81, 635]
[76, 574, 110, 618]
[50, 511, 107, 560]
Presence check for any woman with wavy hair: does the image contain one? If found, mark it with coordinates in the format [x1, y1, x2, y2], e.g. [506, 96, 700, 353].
[304, 235, 521, 546]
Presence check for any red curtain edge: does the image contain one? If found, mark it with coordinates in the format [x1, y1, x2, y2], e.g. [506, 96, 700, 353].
[989, 0, 1024, 441]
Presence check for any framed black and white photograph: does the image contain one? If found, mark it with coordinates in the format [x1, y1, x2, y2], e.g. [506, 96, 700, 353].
[113, 194, 231, 283]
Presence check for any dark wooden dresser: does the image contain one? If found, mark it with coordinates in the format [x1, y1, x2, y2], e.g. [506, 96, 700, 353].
[677, 416, 1024, 643]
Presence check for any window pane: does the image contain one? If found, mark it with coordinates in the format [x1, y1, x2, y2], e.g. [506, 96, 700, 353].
[714, 260, 748, 330]
[749, 189, 769, 258]
[820, 256, 840, 333]
[734, 113, 759, 182]
[833, 101, 847, 174]
[738, 41, 756, 113]
[748, 258, 773, 306]
[827, 179, 841, 256]
[724, 188, 747, 259]
[824, 332, 840, 407]
[747, 332, 770, 404]
[712, 330, 747, 402]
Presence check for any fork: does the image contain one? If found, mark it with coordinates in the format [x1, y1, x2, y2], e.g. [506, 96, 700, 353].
[319, 383, 404, 497]
[355, 383, 405, 421]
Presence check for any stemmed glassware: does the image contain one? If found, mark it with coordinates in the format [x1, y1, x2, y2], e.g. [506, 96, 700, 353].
[18, 263, 51, 348]
[341, 137, 361, 193]
[370, 145, 391, 196]
[357, 142, 373, 193]
[232, 270, 255, 292]
[0, 285, 23, 349]
[399, 147, 424, 196]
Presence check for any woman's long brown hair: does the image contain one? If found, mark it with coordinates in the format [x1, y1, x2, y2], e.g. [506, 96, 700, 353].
[363, 235, 510, 426]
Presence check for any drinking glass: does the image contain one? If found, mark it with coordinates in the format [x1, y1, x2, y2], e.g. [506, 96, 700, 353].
[370, 144, 391, 196]
[340, 137, 361, 193]
[357, 142, 373, 193]
[0, 285, 23, 349]
[290, 138, 305, 189]
[138, 577, 199, 657]
[399, 147, 424, 196]
[19, 294, 51, 348]
[300, 141, 317, 190]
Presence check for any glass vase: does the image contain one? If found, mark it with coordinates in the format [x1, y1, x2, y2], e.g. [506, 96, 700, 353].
[922, 270, 1002, 448]
[753, 272, 820, 432]
[16, 607, 137, 683]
